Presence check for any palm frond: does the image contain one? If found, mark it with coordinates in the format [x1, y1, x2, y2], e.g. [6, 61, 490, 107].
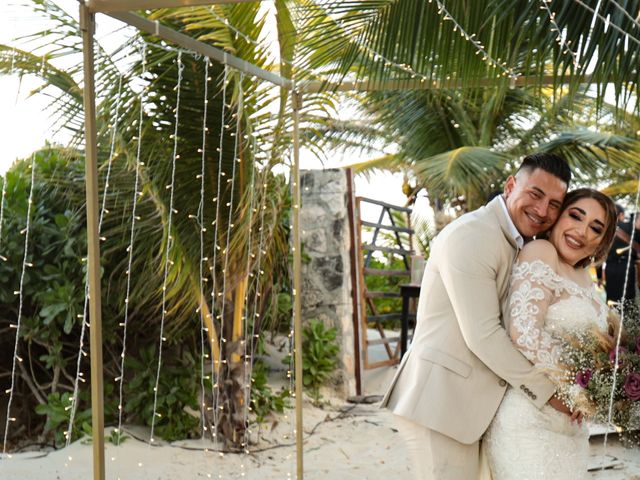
[537, 130, 640, 182]
[413, 146, 508, 206]
[601, 179, 640, 197]
[296, 0, 640, 114]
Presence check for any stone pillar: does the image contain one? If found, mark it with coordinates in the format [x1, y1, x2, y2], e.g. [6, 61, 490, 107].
[300, 168, 355, 397]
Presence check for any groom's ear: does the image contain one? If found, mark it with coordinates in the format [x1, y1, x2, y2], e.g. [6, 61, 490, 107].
[503, 175, 516, 198]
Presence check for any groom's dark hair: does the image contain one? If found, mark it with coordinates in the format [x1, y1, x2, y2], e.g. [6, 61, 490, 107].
[517, 152, 572, 186]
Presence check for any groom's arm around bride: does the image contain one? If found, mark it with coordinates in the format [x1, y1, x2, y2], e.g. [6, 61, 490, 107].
[380, 153, 573, 480]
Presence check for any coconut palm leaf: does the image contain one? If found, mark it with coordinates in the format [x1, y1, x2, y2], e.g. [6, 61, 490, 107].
[537, 130, 640, 182]
[344, 153, 402, 178]
[413, 146, 507, 203]
[601, 179, 640, 197]
[296, 1, 640, 114]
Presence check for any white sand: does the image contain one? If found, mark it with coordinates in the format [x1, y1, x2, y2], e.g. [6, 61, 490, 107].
[0, 397, 638, 480]
[1, 334, 638, 479]
[0, 398, 410, 480]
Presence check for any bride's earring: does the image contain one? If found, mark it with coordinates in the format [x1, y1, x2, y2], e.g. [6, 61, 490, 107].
[589, 255, 595, 264]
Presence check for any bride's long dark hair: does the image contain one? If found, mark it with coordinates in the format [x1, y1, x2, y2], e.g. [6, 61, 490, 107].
[558, 188, 617, 268]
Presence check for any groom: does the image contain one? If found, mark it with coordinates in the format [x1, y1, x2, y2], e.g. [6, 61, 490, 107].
[381, 153, 573, 479]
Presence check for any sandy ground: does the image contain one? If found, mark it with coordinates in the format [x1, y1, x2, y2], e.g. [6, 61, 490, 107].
[0, 398, 638, 480]
[1, 331, 639, 479]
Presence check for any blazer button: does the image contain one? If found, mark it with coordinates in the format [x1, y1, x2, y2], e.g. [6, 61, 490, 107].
[532, 394, 537, 400]
[520, 385, 525, 390]
[499, 379, 507, 387]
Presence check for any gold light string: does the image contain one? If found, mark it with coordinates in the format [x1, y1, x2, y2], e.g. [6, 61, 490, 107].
[431, 0, 519, 80]
[206, 9, 318, 82]
[539, 0, 581, 70]
[602, 172, 640, 457]
[210, 65, 229, 453]
[150, 50, 185, 445]
[237, 114, 258, 478]
[240, 132, 259, 454]
[66, 69, 125, 450]
[115, 42, 147, 449]
[244, 162, 270, 448]
[4, 50, 47, 461]
[198, 57, 211, 440]
[313, 0, 520, 83]
[2, 153, 36, 458]
[213, 71, 245, 460]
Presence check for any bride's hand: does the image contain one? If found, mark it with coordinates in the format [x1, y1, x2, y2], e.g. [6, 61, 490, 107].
[571, 409, 584, 425]
[548, 394, 571, 415]
[548, 395, 583, 424]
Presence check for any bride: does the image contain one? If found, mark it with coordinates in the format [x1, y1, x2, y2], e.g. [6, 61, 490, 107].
[483, 188, 617, 479]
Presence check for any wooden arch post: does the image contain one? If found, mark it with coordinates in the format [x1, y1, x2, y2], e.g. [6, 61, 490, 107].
[80, 2, 106, 480]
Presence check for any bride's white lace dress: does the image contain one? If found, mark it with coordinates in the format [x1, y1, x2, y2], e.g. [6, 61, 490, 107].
[483, 259, 608, 480]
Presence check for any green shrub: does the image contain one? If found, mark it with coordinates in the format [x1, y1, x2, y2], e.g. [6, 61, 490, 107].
[249, 359, 290, 424]
[35, 391, 92, 448]
[302, 319, 339, 404]
[124, 345, 201, 441]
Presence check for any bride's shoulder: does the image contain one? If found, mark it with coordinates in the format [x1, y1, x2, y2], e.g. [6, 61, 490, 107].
[518, 239, 560, 269]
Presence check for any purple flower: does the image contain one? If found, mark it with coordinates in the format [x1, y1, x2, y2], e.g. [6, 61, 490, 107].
[623, 373, 640, 401]
[575, 369, 592, 388]
[609, 346, 627, 365]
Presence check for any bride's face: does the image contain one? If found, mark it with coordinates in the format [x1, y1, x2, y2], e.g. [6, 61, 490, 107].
[549, 198, 607, 266]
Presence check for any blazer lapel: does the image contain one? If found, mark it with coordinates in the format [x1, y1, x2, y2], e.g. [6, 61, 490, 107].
[486, 196, 519, 255]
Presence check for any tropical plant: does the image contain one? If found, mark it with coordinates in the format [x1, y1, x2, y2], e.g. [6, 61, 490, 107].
[35, 391, 93, 448]
[0, 0, 335, 450]
[300, 319, 339, 405]
[296, 1, 640, 112]
[308, 85, 640, 216]
[294, 1, 640, 215]
[123, 345, 201, 442]
[249, 359, 290, 425]
[0, 148, 92, 447]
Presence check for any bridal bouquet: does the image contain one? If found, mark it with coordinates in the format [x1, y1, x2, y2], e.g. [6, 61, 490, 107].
[553, 308, 640, 439]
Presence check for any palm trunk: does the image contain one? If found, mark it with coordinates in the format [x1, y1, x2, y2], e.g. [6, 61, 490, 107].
[216, 276, 248, 451]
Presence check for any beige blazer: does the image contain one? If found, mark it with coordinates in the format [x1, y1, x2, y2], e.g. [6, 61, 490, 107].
[381, 197, 556, 444]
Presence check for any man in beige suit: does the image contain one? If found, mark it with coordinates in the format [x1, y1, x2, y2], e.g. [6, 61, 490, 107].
[381, 153, 573, 479]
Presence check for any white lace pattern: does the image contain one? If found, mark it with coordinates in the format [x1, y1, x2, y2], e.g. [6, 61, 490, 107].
[483, 259, 607, 479]
[508, 260, 607, 371]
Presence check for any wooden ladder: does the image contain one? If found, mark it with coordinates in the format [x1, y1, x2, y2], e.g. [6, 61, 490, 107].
[356, 197, 414, 369]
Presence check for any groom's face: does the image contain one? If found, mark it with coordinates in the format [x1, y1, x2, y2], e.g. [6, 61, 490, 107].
[503, 168, 567, 238]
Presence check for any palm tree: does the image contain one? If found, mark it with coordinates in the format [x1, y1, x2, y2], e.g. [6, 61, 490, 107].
[0, 0, 326, 449]
[295, 0, 640, 112]
[310, 87, 640, 218]
[292, 1, 640, 216]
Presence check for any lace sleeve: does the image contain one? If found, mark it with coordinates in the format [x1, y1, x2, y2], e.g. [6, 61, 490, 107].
[507, 260, 563, 372]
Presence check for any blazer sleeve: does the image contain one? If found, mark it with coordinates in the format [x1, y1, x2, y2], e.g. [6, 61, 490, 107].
[437, 228, 556, 409]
